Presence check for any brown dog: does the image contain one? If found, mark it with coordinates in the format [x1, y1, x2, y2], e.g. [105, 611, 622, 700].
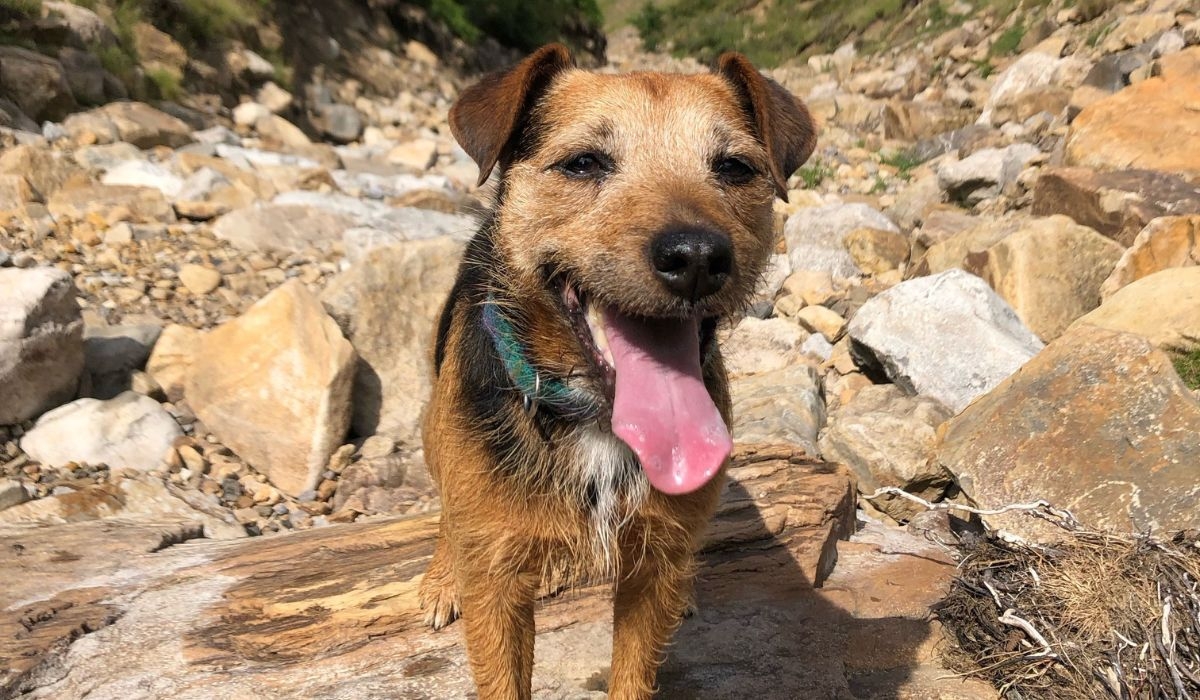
[419, 44, 815, 699]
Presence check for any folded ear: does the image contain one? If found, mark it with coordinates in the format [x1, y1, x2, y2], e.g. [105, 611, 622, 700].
[715, 52, 817, 201]
[449, 44, 576, 187]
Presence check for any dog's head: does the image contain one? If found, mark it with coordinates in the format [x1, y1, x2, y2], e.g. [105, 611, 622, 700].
[450, 45, 816, 494]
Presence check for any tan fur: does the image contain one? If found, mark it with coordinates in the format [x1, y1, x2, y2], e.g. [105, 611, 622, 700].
[418, 44, 815, 699]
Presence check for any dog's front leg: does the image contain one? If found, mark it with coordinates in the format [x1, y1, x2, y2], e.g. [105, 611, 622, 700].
[457, 547, 539, 700]
[609, 536, 695, 700]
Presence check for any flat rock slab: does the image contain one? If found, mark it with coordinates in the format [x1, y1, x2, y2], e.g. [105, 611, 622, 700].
[0, 445, 993, 699]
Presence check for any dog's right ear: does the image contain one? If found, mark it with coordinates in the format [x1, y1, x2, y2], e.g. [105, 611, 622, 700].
[450, 44, 575, 187]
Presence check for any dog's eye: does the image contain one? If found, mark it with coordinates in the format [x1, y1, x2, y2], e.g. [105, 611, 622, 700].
[557, 153, 610, 179]
[714, 157, 757, 185]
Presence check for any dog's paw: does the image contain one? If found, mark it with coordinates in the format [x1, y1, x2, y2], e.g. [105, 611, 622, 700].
[419, 572, 461, 630]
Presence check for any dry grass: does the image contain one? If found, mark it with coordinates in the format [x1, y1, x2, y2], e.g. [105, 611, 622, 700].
[938, 519, 1200, 699]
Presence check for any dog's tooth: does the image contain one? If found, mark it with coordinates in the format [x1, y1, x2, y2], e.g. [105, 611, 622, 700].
[586, 304, 615, 367]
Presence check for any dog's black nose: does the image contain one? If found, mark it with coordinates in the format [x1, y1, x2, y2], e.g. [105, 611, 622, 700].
[650, 226, 733, 301]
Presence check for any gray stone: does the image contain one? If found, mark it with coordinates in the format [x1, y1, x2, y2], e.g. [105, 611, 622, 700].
[74, 142, 143, 171]
[57, 47, 106, 106]
[729, 364, 826, 456]
[847, 269, 1043, 413]
[977, 52, 1089, 126]
[342, 210, 476, 262]
[1083, 50, 1148, 92]
[0, 479, 30, 511]
[320, 238, 465, 443]
[722, 317, 809, 378]
[84, 323, 163, 399]
[41, 1, 115, 47]
[936, 325, 1200, 540]
[101, 159, 184, 198]
[0, 46, 76, 122]
[20, 392, 182, 471]
[211, 203, 354, 254]
[314, 104, 363, 144]
[819, 385, 954, 522]
[936, 143, 1040, 204]
[784, 203, 900, 280]
[0, 267, 84, 425]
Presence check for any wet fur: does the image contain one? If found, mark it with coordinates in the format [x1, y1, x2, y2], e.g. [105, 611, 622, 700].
[419, 44, 815, 700]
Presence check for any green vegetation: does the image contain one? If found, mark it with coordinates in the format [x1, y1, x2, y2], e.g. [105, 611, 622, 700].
[973, 58, 996, 78]
[797, 160, 835, 189]
[989, 23, 1026, 57]
[1173, 350, 1200, 390]
[879, 149, 922, 180]
[145, 66, 182, 99]
[0, 0, 40, 17]
[630, 1, 664, 51]
[416, 0, 603, 54]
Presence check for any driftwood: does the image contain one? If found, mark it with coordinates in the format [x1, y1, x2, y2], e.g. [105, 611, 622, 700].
[0, 444, 994, 699]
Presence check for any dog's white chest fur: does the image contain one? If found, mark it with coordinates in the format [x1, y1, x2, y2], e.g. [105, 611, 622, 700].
[573, 426, 648, 568]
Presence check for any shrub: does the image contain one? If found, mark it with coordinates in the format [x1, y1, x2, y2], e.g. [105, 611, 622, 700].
[631, 1, 664, 51]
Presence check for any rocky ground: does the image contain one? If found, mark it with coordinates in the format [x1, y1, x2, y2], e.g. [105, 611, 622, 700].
[3, 0, 1200, 697]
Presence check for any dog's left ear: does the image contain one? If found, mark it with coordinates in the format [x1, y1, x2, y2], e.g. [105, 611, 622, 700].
[450, 44, 576, 187]
[715, 52, 817, 201]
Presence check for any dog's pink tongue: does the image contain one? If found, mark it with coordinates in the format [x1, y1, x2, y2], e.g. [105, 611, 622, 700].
[602, 310, 731, 495]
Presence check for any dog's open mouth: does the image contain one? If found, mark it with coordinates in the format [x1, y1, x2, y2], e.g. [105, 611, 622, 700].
[558, 279, 732, 495]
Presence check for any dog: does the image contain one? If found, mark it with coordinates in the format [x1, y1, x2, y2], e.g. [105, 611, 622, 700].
[418, 43, 816, 699]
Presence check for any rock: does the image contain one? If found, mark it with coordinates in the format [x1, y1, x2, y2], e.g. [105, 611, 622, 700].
[186, 281, 356, 497]
[795, 305, 846, 341]
[1082, 50, 1148, 94]
[0, 97, 38, 133]
[254, 114, 312, 150]
[100, 159, 184, 198]
[0, 479, 29, 511]
[977, 52, 1088, 126]
[47, 184, 174, 224]
[844, 227, 909, 274]
[256, 82, 293, 114]
[936, 143, 1040, 204]
[0, 144, 85, 200]
[232, 102, 270, 128]
[131, 21, 186, 81]
[6, 451, 984, 700]
[20, 392, 181, 471]
[83, 323, 162, 399]
[145, 324, 202, 403]
[1031, 167, 1200, 246]
[313, 104, 363, 144]
[341, 208, 476, 261]
[729, 365, 826, 456]
[0, 46, 75, 122]
[320, 239, 462, 443]
[784, 203, 899, 280]
[73, 141, 141, 171]
[387, 138, 438, 171]
[57, 47, 106, 106]
[178, 264, 222, 295]
[1065, 47, 1200, 182]
[882, 100, 975, 141]
[1101, 216, 1200, 298]
[211, 203, 353, 254]
[40, 1, 114, 47]
[936, 325, 1200, 540]
[722, 317, 808, 378]
[914, 216, 1023, 276]
[1071, 267, 1200, 352]
[964, 216, 1124, 341]
[64, 102, 192, 148]
[0, 268, 84, 425]
[1098, 12, 1177, 53]
[848, 269, 1043, 413]
[819, 385, 954, 522]
[405, 40, 439, 66]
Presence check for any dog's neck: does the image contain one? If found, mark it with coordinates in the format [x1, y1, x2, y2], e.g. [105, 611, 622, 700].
[481, 294, 602, 420]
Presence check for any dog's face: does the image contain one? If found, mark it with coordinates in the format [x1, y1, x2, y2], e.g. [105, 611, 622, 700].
[450, 45, 816, 494]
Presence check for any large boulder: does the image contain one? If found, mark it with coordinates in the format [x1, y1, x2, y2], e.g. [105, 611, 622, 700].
[1071, 267, 1200, 353]
[0, 46, 76, 122]
[0, 268, 84, 425]
[20, 392, 181, 472]
[186, 281, 356, 497]
[1065, 47, 1200, 183]
[47, 184, 175, 224]
[964, 216, 1124, 341]
[729, 364, 826, 457]
[936, 325, 1200, 540]
[977, 52, 1089, 126]
[1101, 216, 1200, 299]
[784, 203, 900, 280]
[320, 238, 463, 443]
[1032, 167, 1200, 246]
[211, 203, 354, 254]
[819, 384, 954, 522]
[936, 144, 1040, 205]
[847, 269, 1043, 413]
[62, 102, 192, 148]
